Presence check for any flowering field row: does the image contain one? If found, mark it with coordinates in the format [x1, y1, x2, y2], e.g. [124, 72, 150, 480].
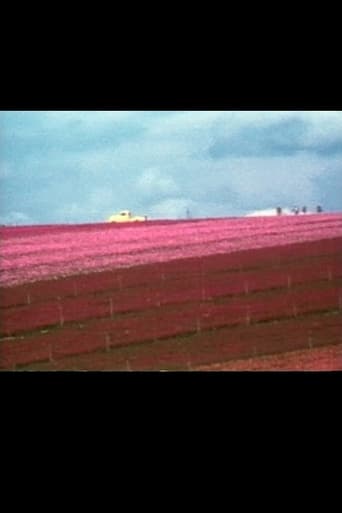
[3, 218, 341, 262]
[8, 312, 342, 371]
[2, 215, 339, 244]
[1, 237, 341, 309]
[0, 219, 192, 240]
[1, 214, 341, 287]
[1, 281, 340, 368]
[1, 260, 340, 336]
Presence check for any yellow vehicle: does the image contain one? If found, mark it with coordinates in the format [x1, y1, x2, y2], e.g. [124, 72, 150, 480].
[107, 210, 147, 223]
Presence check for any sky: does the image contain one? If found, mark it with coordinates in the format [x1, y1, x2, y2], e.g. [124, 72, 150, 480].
[0, 111, 341, 225]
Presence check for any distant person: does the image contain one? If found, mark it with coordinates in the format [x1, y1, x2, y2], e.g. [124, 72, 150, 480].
[302, 206, 307, 214]
[276, 207, 282, 215]
[292, 207, 299, 215]
[316, 205, 323, 213]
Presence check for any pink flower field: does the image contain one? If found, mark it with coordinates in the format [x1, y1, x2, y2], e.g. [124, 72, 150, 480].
[1, 214, 341, 287]
[1, 213, 342, 371]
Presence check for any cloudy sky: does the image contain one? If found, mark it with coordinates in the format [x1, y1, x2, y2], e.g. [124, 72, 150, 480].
[0, 111, 341, 225]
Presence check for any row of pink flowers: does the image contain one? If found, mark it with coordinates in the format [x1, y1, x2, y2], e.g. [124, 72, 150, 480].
[1, 214, 341, 287]
[2, 237, 340, 309]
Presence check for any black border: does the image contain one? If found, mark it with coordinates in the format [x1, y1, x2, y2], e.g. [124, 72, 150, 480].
[2, 56, 342, 111]
[2, 370, 341, 413]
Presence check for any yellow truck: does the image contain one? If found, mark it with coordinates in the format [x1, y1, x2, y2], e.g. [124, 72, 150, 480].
[107, 210, 147, 223]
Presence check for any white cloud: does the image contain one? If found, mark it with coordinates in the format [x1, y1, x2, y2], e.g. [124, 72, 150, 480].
[136, 168, 180, 198]
[55, 203, 90, 223]
[0, 211, 33, 225]
[87, 187, 114, 207]
[223, 154, 324, 208]
[75, 149, 118, 174]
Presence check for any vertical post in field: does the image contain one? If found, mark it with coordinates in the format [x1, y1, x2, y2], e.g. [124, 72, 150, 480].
[244, 281, 249, 295]
[292, 304, 298, 318]
[201, 260, 206, 301]
[246, 308, 251, 325]
[153, 314, 158, 342]
[196, 317, 201, 333]
[57, 297, 64, 327]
